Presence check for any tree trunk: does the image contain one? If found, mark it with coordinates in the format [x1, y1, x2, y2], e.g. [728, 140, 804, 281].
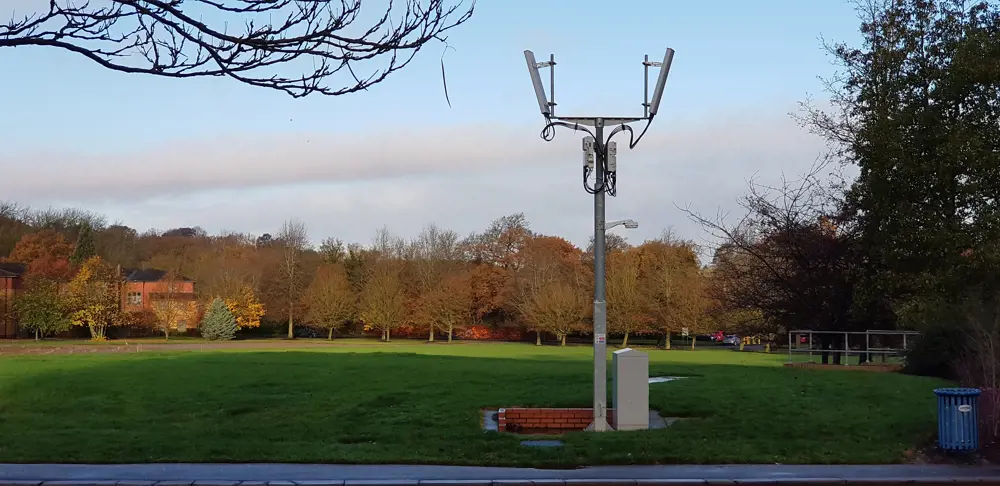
[622, 332, 629, 348]
[35, 329, 39, 341]
[164, 329, 169, 340]
[447, 324, 453, 343]
[287, 273, 295, 339]
[382, 329, 387, 341]
[665, 331, 671, 350]
[429, 327, 435, 342]
[536, 331, 542, 346]
[560, 334, 566, 347]
[328, 327, 335, 340]
[90, 324, 105, 341]
[691, 337, 696, 350]
[386, 328, 391, 342]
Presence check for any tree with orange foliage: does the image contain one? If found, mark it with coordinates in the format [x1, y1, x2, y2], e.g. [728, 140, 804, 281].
[607, 248, 652, 347]
[466, 263, 510, 324]
[410, 224, 460, 341]
[526, 278, 588, 346]
[6, 229, 73, 280]
[467, 213, 533, 271]
[419, 270, 473, 342]
[225, 284, 266, 330]
[304, 264, 356, 339]
[66, 256, 133, 341]
[514, 235, 586, 345]
[638, 240, 708, 349]
[360, 258, 406, 342]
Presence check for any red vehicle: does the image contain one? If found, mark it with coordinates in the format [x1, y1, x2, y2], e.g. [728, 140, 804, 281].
[710, 330, 725, 342]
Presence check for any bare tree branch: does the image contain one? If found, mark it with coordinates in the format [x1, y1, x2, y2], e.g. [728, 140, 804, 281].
[1, 0, 474, 97]
[681, 157, 862, 334]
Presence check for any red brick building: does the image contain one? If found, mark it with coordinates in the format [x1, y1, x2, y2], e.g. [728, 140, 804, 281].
[0, 263, 26, 339]
[120, 269, 196, 310]
[0, 265, 197, 338]
[121, 269, 198, 332]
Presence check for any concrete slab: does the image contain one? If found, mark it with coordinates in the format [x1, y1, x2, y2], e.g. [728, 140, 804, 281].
[519, 441, 563, 448]
[648, 377, 688, 384]
[648, 411, 668, 430]
[482, 410, 499, 432]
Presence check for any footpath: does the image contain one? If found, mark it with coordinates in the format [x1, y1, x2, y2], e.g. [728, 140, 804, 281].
[2, 464, 1000, 486]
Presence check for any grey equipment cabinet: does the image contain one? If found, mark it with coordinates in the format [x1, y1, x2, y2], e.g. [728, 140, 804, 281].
[612, 347, 649, 430]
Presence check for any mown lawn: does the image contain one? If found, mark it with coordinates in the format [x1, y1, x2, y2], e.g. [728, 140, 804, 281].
[0, 343, 948, 466]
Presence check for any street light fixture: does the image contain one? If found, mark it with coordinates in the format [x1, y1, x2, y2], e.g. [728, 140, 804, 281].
[523, 47, 675, 432]
[608, 219, 639, 230]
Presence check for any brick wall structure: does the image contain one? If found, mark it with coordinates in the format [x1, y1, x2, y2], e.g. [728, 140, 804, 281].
[498, 408, 617, 432]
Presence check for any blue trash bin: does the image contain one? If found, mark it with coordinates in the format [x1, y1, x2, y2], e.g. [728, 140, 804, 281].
[934, 387, 981, 452]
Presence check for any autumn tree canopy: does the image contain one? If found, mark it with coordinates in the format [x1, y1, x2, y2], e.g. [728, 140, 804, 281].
[305, 264, 356, 340]
[66, 256, 133, 341]
[2, 201, 717, 345]
[7, 229, 73, 280]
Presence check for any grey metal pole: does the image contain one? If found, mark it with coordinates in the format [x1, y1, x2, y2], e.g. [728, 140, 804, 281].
[844, 332, 849, 366]
[643, 55, 649, 118]
[865, 331, 870, 364]
[591, 117, 610, 432]
[550, 54, 556, 117]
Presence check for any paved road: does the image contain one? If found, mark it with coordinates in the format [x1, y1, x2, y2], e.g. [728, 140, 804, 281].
[1, 464, 1000, 482]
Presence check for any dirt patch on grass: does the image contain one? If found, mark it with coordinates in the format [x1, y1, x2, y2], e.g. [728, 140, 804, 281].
[0, 340, 342, 355]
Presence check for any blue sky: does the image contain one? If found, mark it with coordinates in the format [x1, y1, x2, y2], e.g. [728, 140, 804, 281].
[0, 0, 861, 250]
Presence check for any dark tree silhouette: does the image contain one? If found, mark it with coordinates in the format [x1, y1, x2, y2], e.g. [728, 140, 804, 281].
[1, 0, 474, 97]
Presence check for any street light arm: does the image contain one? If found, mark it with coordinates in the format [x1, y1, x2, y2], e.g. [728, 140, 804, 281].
[607, 219, 639, 230]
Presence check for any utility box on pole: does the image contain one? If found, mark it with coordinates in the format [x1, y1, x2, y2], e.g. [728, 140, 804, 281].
[612, 347, 649, 431]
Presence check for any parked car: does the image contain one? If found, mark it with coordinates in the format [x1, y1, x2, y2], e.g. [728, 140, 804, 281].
[293, 326, 323, 339]
[722, 335, 740, 346]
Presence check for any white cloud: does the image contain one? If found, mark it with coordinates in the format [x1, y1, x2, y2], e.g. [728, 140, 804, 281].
[4, 124, 571, 202]
[6, 107, 830, 250]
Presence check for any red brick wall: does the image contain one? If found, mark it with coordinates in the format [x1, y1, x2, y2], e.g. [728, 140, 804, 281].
[498, 408, 617, 431]
[0, 276, 21, 291]
[123, 280, 196, 311]
[0, 277, 20, 339]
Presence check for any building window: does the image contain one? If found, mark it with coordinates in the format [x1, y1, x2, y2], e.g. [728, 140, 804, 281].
[127, 292, 142, 306]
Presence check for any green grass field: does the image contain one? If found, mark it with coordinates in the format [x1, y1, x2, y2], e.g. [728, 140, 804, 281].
[0, 342, 948, 466]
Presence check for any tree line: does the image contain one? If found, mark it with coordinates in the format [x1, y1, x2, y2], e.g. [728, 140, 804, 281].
[0, 206, 721, 344]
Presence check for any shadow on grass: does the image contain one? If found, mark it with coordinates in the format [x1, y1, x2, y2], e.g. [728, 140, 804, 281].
[0, 350, 949, 467]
